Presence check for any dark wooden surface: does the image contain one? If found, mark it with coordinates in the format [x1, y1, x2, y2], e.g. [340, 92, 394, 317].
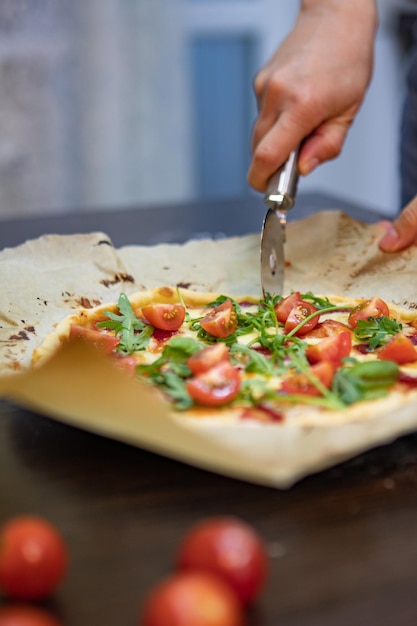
[2, 193, 417, 626]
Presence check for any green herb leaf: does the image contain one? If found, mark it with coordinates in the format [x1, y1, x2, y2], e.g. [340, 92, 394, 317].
[353, 316, 403, 349]
[97, 293, 152, 354]
[332, 359, 399, 405]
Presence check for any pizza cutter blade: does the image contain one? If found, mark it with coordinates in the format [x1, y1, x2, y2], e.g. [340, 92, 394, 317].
[260, 147, 300, 297]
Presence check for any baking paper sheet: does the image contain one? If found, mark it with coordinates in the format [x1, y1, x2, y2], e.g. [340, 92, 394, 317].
[1, 210, 417, 487]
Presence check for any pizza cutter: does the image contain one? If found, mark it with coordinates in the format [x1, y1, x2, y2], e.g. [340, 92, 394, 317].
[260, 147, 300, 297]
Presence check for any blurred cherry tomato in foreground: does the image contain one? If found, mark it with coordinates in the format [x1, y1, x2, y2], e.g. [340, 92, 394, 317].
[140, 571, 244, 626]
[0, 517, 68, 601]
[0, 604, 63, 626]
[176, 517, 268, 606]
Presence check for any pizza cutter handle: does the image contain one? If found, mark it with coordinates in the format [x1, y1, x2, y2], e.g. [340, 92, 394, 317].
[264, 146, 300, 213]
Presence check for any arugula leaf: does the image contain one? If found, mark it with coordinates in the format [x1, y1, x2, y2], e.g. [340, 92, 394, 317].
[353, 316, 403, 349]
[152, 370, 193, 410]
[332, 360, 399, 405]
[97, 293, 152, 354]
[231, 344, 277, 376]
[300, 292, 335, 309]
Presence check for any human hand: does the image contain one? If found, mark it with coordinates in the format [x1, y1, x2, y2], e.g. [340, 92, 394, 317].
[248, 0, 378, 192]
[379, 195, 417, 251]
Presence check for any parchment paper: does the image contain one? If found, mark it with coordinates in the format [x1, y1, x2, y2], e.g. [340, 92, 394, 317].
[1, 210, 417, 487]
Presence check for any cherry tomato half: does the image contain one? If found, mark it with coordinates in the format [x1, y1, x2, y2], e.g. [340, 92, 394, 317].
[140, 571, 244, 626]
[348, 297, 390, 328]
[176, 516, 268, 606]
[274, 291, 302, 324]
[187, 343, 230, 375]
[70, 324, 120, 353]
[142, 304, 186, 331]
[281, 361, 335, 396]
[200, 300, 237, 339]
[186, 362, 241, 407]
[0, 604, 64, 626]
[378, 334, 417, 364]
[0, 516, 68, 601]
[304, 319, 352, 338]
[306, 331, 352, 367]
[284, 302, 319, 336]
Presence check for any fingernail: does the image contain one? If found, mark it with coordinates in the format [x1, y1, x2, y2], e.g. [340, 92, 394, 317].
[379, 226, 399, 251]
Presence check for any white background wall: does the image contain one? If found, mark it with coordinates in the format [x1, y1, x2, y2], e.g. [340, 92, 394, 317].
[0, 0, 413, 219]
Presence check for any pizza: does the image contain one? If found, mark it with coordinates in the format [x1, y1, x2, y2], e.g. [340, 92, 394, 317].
[31, 286, 417, 428]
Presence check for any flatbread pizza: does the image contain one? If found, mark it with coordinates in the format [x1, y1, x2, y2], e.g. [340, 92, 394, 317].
[32, 286, 417, 430]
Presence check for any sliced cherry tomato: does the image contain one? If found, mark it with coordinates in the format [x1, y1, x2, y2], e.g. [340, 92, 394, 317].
[111, 353, 138, 376]
[200, 300, 237, 338]
[142, 304, 185, 331]
[304, 319, 352, 338]
[274, 292, 302, 323]
[186, 362, 241, 407]
[140, 571, 244, 626]
[176, 516, 268, 606]
[348, 297, 390, 328]
[0, 604, 64, 626]
[69, 324, 119, 353]
[284, 301, 319, 336]
[306, 331, 352, 367]
[281, 361, 335, 396]
[0, 516, 68, 601]
[378, 334, 417, 364]
[187, 343, 230, 375]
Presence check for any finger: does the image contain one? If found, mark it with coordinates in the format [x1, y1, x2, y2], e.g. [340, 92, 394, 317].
[248, 113, 309, 192]
[379, 196, 417, 252]
[298, 117, 353, 175]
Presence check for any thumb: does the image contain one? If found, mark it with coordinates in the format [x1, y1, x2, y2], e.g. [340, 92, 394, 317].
[379, 195, 417, 252]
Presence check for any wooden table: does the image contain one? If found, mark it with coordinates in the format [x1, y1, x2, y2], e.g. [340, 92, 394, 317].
[1, 194, 417, 626]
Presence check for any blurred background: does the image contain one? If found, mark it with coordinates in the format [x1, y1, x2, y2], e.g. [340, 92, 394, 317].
[0, 0, 415, 220]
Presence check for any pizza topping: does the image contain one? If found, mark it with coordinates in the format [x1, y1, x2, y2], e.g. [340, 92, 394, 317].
[186, 361, 241, 406]
[69, 324, 120, 353]
[304, 319, 352, 338]
[281, 361, 335, 397]
[332, 360, 399, 405]
[274, 292, 303, 323]
[306, 331, 352, 367]
[377, 334, 417, 364]
[348, 297, 390, 328]
[240, 403, 284, 422]
[284, 301, 319, 336]
[199, 299, 238, 339]
[142, 304, 186, 331]
[97, 293, 153, 354]
[353, 315, 403, 349]
[66, 290, 416, 416]
[187, 343, 230, 375]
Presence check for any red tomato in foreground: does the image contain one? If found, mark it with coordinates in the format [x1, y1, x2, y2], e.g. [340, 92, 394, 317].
[348, 297, 390, 328]
[69, 324, 119, 353]
[200, 300, 237, 338]
[274, 291, 302, 323]
[281, 361, 335, 396]
[0, 605, 63, 626]
[306, 331, 352, 367]
[284, 302, 319, 336]
[0, 517, 68, 601]
[186, 362, 241, 407]
[176, 517, 268, 606]
[378, 334, 417, 364]
[187, 343, 230, 375]
[140, 571, 244, 626]
[304, 319, 352, 338]
[142, 304, 186, 331]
